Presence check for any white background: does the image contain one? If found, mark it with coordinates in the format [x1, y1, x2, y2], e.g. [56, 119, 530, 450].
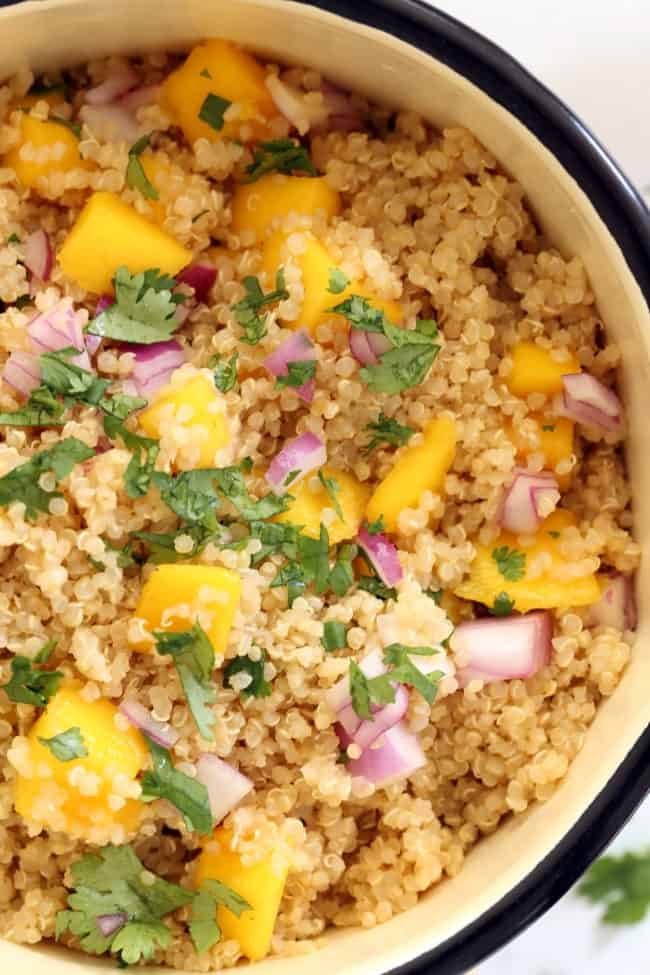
[428, 2, 649, 972]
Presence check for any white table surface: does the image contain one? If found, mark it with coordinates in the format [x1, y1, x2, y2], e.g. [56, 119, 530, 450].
[427, 2, 650, 972]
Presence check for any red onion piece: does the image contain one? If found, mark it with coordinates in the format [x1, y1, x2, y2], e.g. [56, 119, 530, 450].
[125, 340, 185, 399]
[266, 431, 326, 491]
[196, 754, 253, 824]
[559, 372, 623, 432]
[85, 63, 140, 105]
[344, 722, 426, 786]
[95, 295, 113, 315]
[349, 328, 377, 366]
[498, 469, 560, 535]
[366, 331, 392, 358]
[2, 351, 41, 396]
[357, 526, 403, 587]
[27, 301, 90, 369]
[588, 572, 636, 631]
[312, 81, 363, 133]
[119, 83, 162, 112]
[119, 699, 179, 748]
[454, 611, 552, 687]
[266, 75, 329, 135]
[79, 103, 140, 144]
[23, 229, 52, 283]
[337, 683, 409, 751]
[177, 264, 217, 304]
[264, 329, 317, 403]
[96, 913, 128, 937]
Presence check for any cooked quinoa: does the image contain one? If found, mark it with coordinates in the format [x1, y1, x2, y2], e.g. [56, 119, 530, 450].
[0, 39, 640, 970]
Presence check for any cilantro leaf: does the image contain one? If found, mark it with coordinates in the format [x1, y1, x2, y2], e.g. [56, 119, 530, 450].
[38, 726, 87, 762]
[364, 412, 414, 454]
[104, 414, 159, 498]
[357, 575, 396, 600]
[382, 643, 443, 705]
[426, 587, 442, 605]
[541, 424, 556, 432]
[0, 384, 66, 427]
[578, 851, 650, 925]
[111, 921, 172, 964]
[141, 738, 213, 833]
[210, 352, 239, 393]
[223, 650, 272, 698]
[126, 132, 159, 200]
[322, 621, 348, 652]
[2, 644, 62, 707]
[329, 542, 357, 596]
[90, 539, 137, 571]
[270, 561, 306, 607]
[249, 520, 299, 566]
[88, 266, 184, 345]
[189, 879, 251, 954]
[328, 267, 350, 295]
[491, 546, 526, 582]
[231, 271, 288, 345]
[153, 623, 216, 741]
[349, 660, 395, 720]
[297, 524, 330, 593]
[152, 469, 221, 530]
[0, 437, 94, 519]
[198, 93, 231, 132]
[490, 592, 515, 616]
[212, 462, 290, 521]
[317, 470, 344, 520]
[364, 516, 385, 535]
[245, 138, 317, 182]
[275, 359, 316, 390]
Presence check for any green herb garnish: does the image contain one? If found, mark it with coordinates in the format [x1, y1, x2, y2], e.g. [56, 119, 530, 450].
[322, 621, 348, 653]
[357, 575, 396, 600]
[349, 644, 442, 719]
[548, 530, 560, 539]
[318, 469, 344, 520]
[198, 92, 231, 132]
[211, 352, 239, 393]
[327, 267, 350, 295]
[231, 271, 288, 345]
[103, 414, 160, 499]
[38, 726, 87, 762]
[223, 650, 272, 699]
[189, 880, 251, 954]
[275, 359, 316, 390]
[245, 138, 317, 182]
[0, 437, 94, 519]
[141, 737, 213, 834]
[6, 233, 20, 245]
[490, 592, 515, 616]
[1, 639, 61, 706]
[199, 68, 212, 79]
[212, 461, 290, 521]
[364, 516, 385, 535]
[328, 542, 357, 597]
[578, 850, 650, 925]
[364, 412, 415, 454]
[88, 266, 185, 345]
[541, 424, 556, 432]
[126, 132, 159, 200]
[491, 546, 526, 582]
[153, 622, 216, 741]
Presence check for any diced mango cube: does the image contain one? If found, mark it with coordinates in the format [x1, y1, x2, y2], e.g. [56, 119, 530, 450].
[507, 414, 575, 490]
[195, 828, 289, 962]
[506, 341, 581, 397]
[454, 509, 601, 612]
[4, 114, 91, 190]
[131, 564, 241, 655]
[14, 685, 147, 841]
[230, 174, 340, 240]
[138, 373, 231, 470]
[161, 39, 279, 145]
[275, 466, 370, 544]
[58, 191, 191, 294]
[366, 415, 457, 533]
[262, 229, 403, 335]
[139, 151, 173, 225]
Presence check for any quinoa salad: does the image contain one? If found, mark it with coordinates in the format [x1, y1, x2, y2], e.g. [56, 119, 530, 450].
[0, 39, 639, 970]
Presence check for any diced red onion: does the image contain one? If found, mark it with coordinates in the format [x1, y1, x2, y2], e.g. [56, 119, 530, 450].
[454, 611, 552, 687]
[266, 431, 326, 491]
[23, 229, 52, 283]
[118, 84, 162, 112]
[85, 296, 113, 356]
[79, 103, 140, 144]
[27, 301, 90, 369]
[498, 469, 560, 535]
[95, 295, 113, 315]
[312, 81, 363, 133]
[2, 351, 41, 396]
[337, 683, 409, 751]
[125, 340, 185, 399]
[177, 264, 217, 304]
[266, 75, 329, 135]
[588, 572, 636, 631]
[558, 372, 623, 433]
[196, 754, 253, 824]
[85, 63, 140, 105]
[264, 329, 317, 403]
[357, 526, 403, 587]
[349, 328, 391, 367]
[96, 913, 128, 937]
[344, 722, 426, 787]
[119, 699, 179, 748]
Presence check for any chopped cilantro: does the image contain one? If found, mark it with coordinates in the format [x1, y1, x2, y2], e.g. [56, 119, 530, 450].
[199, 68, 212, 79]
[382, 643, 443, 705]
[349, 659, 394, 720]
[275, 359, 316, 390]
[426, 588, 443, 605]
[2, 640, 62, 707]
[364, 412, 415, 454]
[491, 545, 526, 582]
[329, 542, 357, 596]
[284, 469, 301, 487]
[322, 621, 348, 652]
[231, 271, 288, 345]
[357, 575, 396, 600]
[103, 414, 159, 499]
[548, 530, 560, 539]
[126, 132, 159, 200]
[88, 266, 184, 345]
[14, 295, 32, 310]
[318, 470, 344, 520]
[210, 351, 239, 393]
[336, 748, 350, 765]
[223, 650, 272, 699]
[249, 520, 299, 566]
[245, 138, 317, 181]
[6, 233, 20, 244]
[270, 561, 306, 607]
[212, 461, 290, 521]
[50, 115, 81, 138]
[153, 623, 216, 741]
[198, 92, 231, 132]
[578, 850, 650, 925]
[55, 844, 194, 965]
[364, 515, 385, 535]
[490, 592, 515, 616]
[38, 726, 87, 762]
[141, 737, 213, 833]
[189, 879, 251, 954]
[327, 267, 350, 295]
[0, 384, 66, 427]
[0, 437, 94, 519]
[541, 424, 556, 432]
[89, 539, 137, 571]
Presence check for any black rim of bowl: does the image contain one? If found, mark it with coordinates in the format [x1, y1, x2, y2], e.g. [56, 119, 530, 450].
[300, 1, 650, 973]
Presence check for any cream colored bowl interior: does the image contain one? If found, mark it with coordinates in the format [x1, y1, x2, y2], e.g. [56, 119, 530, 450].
[1, 1, 649, 973]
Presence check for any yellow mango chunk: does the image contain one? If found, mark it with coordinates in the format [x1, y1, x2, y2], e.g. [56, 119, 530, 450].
[139, 151, 173, 225]
[131, 564, 241, 655]
[507, 341, 581, 397]
[161, 39, 279, 145]
[14, 686, 146, 841]
[4, 114, 91, 190]
[454, 509, 601, 612]
[275, 466, 370, 544]
[230, 174, 340, 240]
[508, 414, 575, 490]
[195, 828, 289, 962]
[366, 415, 457, 533]
[138, 373, 231, 470]
[58, 191, 191, 294]
[262, 229, 403, 336]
